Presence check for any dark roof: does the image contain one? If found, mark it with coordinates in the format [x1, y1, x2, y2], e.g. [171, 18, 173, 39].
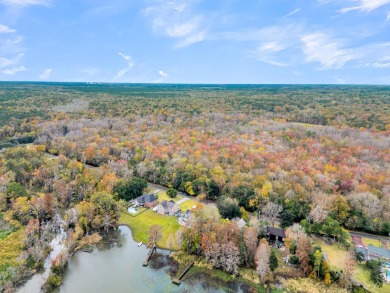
[367, 245, 390, 259]
[356, 247, 368, 256]
[137, 194, 158, 204]
[160, 200, 177, 210]
[267, 226, 286, 238]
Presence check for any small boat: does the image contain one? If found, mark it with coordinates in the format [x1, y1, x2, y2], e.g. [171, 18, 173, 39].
[138, 242, 143, 247]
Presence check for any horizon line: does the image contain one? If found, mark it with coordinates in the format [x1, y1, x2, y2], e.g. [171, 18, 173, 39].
[0, 81, 389, 86]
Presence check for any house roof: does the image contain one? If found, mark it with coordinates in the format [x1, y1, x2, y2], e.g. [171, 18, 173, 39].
[267, 226, 286, 238]
[356, 246, 368, 256]
[367, 245, 390, 259]
[232, 218, 246, 229]
[160, 200, 178, 211]
[137, 194, 158, 204]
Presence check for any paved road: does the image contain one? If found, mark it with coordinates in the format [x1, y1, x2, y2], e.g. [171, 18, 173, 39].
[350, 231, 390, 241]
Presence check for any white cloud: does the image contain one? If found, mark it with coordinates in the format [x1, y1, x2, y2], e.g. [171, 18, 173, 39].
[338, 0, 390, 13]
[39, 68, 52, 80]
[118, 52, 133, 66]
[0, 34, 25, 72]
[0, 0, 51, 7]
[158, 70, 167, 78]
[285, 8, 300, 17]
[259, 41, 286, 52]
[366, 62, 390, 68]
[114, 52, 134, 79]
[144, 0, 207, 48]
[165, 17, 202, 38]
[387, 11, 390, 21]
[155, 70, 168, 83]
[2, 65, 26, 75]
[0, 53, 23, 68]
[0, 24, 16, 34]
[301, 33, 355, 69]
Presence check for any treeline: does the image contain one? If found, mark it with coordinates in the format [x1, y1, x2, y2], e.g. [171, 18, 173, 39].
[33, 110, 390, 235]
[0, 83, 389, 130]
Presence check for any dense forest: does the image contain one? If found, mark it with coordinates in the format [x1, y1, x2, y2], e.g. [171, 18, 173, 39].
[0, 83, 389, 291]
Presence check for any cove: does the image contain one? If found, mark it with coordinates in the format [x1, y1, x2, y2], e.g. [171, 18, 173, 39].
[54, 226, 251, 293]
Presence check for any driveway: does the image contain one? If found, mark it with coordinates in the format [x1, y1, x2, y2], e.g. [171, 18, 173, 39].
[352, 235, 366, 249]
[175, 197, 188, 205]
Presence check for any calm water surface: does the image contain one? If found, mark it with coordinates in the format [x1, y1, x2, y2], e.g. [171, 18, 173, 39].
[56, 226, 251, 293]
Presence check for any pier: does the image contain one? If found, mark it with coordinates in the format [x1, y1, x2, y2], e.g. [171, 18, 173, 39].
[143, 244, 156, 266]
[172, 257, 198, 285]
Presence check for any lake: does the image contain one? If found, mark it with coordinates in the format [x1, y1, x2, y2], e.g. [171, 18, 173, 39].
[54, 226, 253, 293]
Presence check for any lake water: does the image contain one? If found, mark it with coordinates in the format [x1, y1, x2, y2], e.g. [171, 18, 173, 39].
[55, 226, 252, 293]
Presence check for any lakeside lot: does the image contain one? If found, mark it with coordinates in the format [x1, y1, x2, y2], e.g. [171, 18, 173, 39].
[119, 190, 200, 250]
[315, 239, 390, 293]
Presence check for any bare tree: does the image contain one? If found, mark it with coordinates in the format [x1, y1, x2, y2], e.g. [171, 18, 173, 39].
[309, 206, 328, 224]
[255, 238, 271, 284]
[148, 224, 163, 245]
[166, 233, 175, 253]
[244, 227, 258, 267]
[296, 234, 312, 275]
[220, 241, 240, 275]
[343, 250, 356, 291]
[262, 202, 282, 227]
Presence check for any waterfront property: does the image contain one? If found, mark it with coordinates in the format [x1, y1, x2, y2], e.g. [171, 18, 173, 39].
[356, 245, 390, 261]
[156, 200, 179, 216]
[136, 194, 159, 208]
[267, 226, 286, 243]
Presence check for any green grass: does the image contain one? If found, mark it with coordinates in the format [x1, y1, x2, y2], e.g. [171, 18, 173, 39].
[354, 264, 390, 293]
[0, 229, 24, 275]
[155, 191, 182, 203]
[178, 199, 201, 212]
[362, 237, 383, 248]
[314, 239, 348, 271]
[119, 210, 181, 250]
[316, 239, 390, 293]
[125, 207, 148, 217]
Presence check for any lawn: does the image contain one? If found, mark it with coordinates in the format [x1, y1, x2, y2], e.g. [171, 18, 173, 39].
[155, 191, 182, 203]
[119, 209, 181, 250]
[126, 207, 147, 217]
[314, 239, 348, 271]
[354, 264, 390, 293]
[315, 239, 390, 293]
[178, 199, 202, 212]
[362, 237, 383, 248]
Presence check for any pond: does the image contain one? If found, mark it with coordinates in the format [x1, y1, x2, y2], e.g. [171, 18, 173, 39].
[17, 226, 255, 293]
[56, 226, 253, 293]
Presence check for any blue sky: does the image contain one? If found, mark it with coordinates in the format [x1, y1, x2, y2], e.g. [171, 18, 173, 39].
[0, 0, 389, 84]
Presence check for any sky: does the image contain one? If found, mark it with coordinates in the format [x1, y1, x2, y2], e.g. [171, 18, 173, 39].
[0, 0, 390, 84]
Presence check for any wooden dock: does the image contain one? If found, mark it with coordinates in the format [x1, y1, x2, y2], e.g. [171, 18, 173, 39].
[143, 244, 156, 266]
[172, 257, 198, 285]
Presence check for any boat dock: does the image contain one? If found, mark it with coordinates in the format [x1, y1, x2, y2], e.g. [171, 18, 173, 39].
[172, 257, 198, 285]
[143, 244, 156, 266]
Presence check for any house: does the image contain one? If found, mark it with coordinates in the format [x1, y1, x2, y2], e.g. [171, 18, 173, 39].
[136, 194, 159, 208]
[267, 226, 286, 243]
[156, 200, 179, 216]
[355, 245, 390, 261]
[232, 218, 246, 229]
